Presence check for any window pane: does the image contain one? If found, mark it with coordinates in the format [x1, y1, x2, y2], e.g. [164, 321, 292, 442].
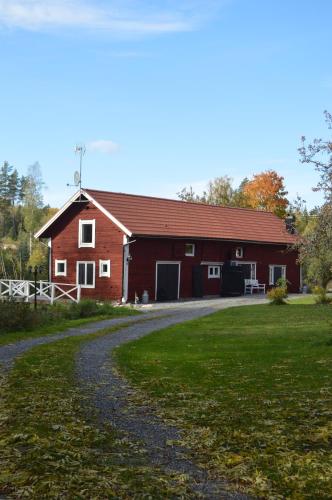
[82, 224, 93, 243]
[274, 266, 282, 283]
[102, 264, 108, 273]
[78, 263, 85, 285]
[86, 264, 94, 285]
[185, 244, 194, 255]
[58, 263, 65, 273]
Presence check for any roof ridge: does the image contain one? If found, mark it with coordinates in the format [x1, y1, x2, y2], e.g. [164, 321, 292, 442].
[84, 188, 277, 217]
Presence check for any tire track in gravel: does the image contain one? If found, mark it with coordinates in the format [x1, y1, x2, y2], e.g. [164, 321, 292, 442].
[76, 302, 259, 499]
[0, 311, 166, 372]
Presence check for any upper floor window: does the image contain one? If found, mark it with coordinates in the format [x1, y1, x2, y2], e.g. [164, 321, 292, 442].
[55, 259, 67, 277]
[79, 220, 95, 248]
[235, 247, 243, 258]
[185, 243, 195, 257]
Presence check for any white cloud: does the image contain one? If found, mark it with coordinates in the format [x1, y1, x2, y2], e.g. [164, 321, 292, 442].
[87, 139, 119, 154]
[0, 0, 222, 35]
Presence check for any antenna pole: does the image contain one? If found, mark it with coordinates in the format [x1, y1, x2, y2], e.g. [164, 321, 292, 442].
[75, 144, 86, 192]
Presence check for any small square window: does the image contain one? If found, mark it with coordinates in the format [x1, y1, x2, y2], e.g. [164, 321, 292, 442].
[185, 243, 195, 256]
[208, 266, 220, 279]
[79, 220, 95, 248]
[99, 260, 111, 278]
[235, 247, 243, 258]
[55, 259, 67, 277]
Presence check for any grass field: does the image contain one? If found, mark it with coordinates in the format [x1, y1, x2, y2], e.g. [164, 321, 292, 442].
[116, 303, 332, 498]
[0, 322, 191, 498]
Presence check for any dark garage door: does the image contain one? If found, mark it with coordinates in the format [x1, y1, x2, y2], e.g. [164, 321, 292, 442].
[156, 263, 179, 301]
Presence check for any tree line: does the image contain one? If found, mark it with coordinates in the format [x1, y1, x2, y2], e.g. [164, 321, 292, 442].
[178, 170, 289, 217]
[0, 162, 54, 279]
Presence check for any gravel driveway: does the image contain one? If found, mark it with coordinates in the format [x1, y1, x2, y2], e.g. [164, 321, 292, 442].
[0, 296, 266, 498]
[0, 312, 163, 372]
[76, 297, 265, 499]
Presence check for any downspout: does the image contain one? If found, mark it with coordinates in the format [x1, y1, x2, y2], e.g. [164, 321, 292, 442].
[48, 238, 52, 282]
[122, 236, 137, 303]
[122, 235, 129, 303]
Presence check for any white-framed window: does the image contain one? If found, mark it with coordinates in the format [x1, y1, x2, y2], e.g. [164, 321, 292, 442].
[231, 261, 256, 280]
[269, 265, 286, 285]
[99, 259, 111, 278]
[55, 259, 67, 277]
[77, 261, 95, 288]
[235, 247, 243, 258]
[78, 219, 95, 248]
[185, 243, 195, 257]
[208, 265, 221, 279]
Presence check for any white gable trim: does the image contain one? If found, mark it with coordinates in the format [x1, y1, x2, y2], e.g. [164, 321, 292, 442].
[34, 189, 132, 239]
[82, 190, 132, 237]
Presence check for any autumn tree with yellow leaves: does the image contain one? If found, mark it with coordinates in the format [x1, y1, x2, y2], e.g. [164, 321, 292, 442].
[243, 170, 289, 217]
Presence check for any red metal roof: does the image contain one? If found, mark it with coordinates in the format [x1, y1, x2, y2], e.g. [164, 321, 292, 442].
[85, 189, 297, 245]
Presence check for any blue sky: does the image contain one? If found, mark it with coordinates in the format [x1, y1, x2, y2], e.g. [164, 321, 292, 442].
[0, 0, 330, 208]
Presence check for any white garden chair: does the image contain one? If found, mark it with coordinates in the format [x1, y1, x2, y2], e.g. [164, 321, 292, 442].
[244, 279, 266, 295]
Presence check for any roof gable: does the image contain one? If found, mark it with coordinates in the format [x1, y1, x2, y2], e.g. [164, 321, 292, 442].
[34, 190, 132, 239]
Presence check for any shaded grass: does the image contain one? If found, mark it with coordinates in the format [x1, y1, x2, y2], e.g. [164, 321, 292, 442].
[0, 322, 190, 498]
[0, 306, 139, 346]
[116, 304, 332, 498]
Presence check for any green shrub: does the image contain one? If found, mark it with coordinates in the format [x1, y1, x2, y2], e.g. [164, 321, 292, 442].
[64, 300, 121, 319]
[0, 300, 39, 332]
[313, 286, 332, 305]
[0, 299, 127, 335]
[267, 279, 289, 305]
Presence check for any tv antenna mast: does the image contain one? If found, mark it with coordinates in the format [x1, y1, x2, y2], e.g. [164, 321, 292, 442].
[74, 144, 86, 191]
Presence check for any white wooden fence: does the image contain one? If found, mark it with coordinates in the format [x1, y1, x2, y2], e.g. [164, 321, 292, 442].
[0, 280, 81, 304]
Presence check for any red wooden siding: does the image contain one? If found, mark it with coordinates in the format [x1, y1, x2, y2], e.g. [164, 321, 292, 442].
[127, 237, 300, 301]
[50, 201, 124, 300]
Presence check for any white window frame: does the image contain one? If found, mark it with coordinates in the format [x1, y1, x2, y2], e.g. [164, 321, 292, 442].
[269, 265, 286, 285]
[231, 261, 257, 280]
[99, 259, 111, 278]
[155, 261, 181, 300]
[76, 261, 95, 288]
[208, 265, 221, 279]
[78, 219, 96, 248]
[235, 247, 243, 259]
[55, 259, 67, 277]
[185, 243, 195, 257]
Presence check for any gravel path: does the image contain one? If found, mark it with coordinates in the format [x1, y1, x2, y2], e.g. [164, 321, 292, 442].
[0, 311, 166, 372]
[77, 298, 264, 499]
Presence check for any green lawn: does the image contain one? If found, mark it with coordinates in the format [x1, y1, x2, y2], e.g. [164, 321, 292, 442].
[116, 304, 332, 498]
[0, 322, 191, 498]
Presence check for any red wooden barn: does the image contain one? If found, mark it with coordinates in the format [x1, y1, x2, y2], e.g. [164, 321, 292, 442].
[35, 188, 300, 302]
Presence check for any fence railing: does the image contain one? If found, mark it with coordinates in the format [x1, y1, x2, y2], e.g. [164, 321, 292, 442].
[0, 280, 81, 304]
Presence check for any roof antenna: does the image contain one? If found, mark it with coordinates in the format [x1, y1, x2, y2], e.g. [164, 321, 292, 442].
[67, 144, 87, 202]
[74, 144, 86, 192]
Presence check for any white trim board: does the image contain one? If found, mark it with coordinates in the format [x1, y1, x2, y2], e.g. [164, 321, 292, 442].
[155, 261, 181, 301]
[201, 261, 224, 266]
[34, 189, 132, 239]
